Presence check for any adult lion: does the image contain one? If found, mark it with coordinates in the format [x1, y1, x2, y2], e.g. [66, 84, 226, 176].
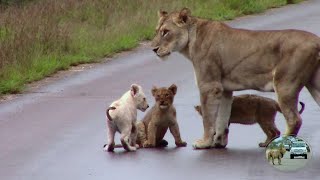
[151, 8, 320, 149]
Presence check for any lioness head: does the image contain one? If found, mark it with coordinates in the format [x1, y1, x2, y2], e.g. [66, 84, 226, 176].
[152, 84, 177, 109]
[151, 8, 193, 59]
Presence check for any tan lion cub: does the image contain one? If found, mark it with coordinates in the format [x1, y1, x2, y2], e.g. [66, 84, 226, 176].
[136, 84, 187, 148]
[194, 94, 305, 147]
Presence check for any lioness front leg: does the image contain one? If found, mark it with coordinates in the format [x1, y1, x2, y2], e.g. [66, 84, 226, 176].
[169, 122, 187, 147]
[213, 91, 232, 148]
[193, 82, 222, 149]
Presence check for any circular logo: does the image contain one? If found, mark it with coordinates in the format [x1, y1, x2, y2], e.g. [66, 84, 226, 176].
[265, 136, 311, 171]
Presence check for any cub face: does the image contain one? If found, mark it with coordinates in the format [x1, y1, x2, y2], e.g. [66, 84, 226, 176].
[152, 84, 177, 110]
[130, 84, 149, 112]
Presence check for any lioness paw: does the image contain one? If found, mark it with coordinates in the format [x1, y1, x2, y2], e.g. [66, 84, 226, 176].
[192, 139, 212, 149]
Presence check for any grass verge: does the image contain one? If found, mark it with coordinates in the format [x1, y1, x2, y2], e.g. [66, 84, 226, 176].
[0, 0, 303, 94]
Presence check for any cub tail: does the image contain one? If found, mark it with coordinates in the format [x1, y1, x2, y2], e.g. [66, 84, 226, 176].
[106, 106, 116, 121]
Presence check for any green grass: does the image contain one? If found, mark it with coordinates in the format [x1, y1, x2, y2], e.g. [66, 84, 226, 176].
[0, 0, 303, 95]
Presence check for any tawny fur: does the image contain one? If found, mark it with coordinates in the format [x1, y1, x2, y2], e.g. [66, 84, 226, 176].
[103, 84, 149, 152]
[151, 8, 320, 149]
[194, 94, 305, 147]
[136, 84, 187, 148]
[266, 147, 287, 165]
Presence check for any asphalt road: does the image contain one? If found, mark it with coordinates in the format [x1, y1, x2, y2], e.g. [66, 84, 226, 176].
[1, 1, 320, 180]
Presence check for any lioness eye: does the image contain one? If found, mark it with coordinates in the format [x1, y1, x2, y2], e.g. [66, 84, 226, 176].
[143, 98, 146, 101]
[161, 29, 169, 37]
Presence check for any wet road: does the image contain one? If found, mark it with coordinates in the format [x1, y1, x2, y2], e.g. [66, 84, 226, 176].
[1, 1, 320, 180]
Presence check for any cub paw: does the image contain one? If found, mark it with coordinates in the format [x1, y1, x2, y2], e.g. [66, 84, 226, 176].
[143, 142, 155, 148]
[175, 141, 187, 147]
[103, 144, 114, 152]
[129, 146, 137, 152]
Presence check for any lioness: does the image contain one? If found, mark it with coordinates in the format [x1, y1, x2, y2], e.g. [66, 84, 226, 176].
[194, 94, 305, 147]
[151, 8, 320, 149]
[136, 84, 187, 148]
[267, 147, 287, 165]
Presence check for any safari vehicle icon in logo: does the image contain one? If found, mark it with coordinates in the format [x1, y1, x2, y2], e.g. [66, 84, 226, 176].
[290, 141, 309, 159]
[266, 136, 311, 171]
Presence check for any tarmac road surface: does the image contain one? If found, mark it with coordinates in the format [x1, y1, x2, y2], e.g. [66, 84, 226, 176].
[1, 1, 320, 180]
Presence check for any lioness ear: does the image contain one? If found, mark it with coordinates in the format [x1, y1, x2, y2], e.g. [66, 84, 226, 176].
[158, 10, 168, 18]
[168, 84, 177, 95]
[179, 8, 191, 23]
[173, 8, 191, 27]
[131, 84, 139, 96]
[151, 86, 158, 97]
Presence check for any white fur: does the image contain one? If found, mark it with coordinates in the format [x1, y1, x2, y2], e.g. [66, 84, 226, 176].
[104, 84, 149, 152]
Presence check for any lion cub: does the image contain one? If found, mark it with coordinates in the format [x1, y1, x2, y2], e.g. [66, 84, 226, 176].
[104, 84, 149, 152]
[194, 94, 305, 147]
[136, 84, 187, 148]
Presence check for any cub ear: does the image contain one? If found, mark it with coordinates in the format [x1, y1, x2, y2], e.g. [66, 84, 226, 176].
[151, 86, 158, 97]
[158, 10, 168, 18]
[174, 8, 191, 26]
[130, 84, 139, 96]
[168, 84, 177, 95]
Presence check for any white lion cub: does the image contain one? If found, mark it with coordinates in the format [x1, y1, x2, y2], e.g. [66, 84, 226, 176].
[103, 84, 149, 152]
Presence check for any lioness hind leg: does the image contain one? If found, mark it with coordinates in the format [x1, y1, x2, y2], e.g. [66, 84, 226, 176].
[275, 86, 302, 136]
[274, 48, 319, 135]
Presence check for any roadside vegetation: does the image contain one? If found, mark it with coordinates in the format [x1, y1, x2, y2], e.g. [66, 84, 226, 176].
[0, 0, 303, 94]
